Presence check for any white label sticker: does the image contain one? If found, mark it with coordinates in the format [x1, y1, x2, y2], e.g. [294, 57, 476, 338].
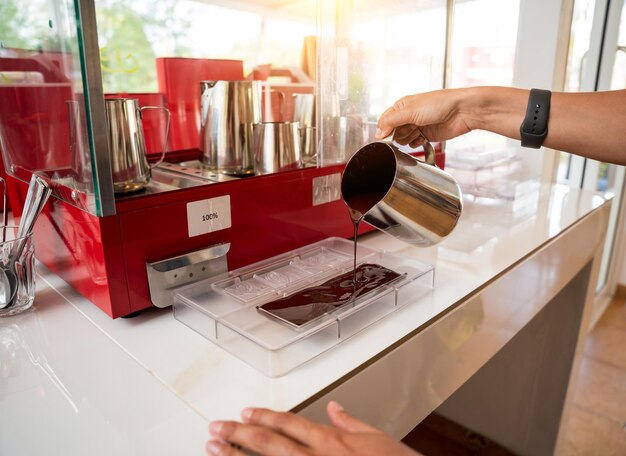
[312, 173, 341, 206]
[187, 195, 232, 237]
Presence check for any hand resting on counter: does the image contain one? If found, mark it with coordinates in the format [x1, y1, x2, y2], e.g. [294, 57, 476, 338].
[206, 400, 422, 456]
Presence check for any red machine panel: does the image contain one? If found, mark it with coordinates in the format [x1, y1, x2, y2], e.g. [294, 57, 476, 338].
[0, 51, 78, 176]
[8, 150, 444, 318]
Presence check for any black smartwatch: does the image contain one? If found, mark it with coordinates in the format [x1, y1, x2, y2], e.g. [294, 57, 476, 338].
[520, 88, 551, 149]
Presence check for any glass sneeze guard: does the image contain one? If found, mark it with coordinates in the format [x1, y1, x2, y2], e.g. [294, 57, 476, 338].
[317, 0, 447, 166]
[1, 0, 452, 217]
[0, 0, 114, 216]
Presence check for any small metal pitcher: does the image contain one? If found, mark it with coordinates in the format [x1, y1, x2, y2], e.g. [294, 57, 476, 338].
[252, 121, 301, 175]
[293, 94, 316, 163]
[104, 98, 170, 194]
[341, 135, 462, 246]
[200, 80, 262, 176]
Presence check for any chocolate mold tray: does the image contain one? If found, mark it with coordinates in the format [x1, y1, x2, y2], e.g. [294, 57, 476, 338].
[173, 237, 434, 377]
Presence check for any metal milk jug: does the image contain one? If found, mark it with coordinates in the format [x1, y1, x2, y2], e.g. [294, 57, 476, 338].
[341, 136, 463, 246]
[199, 80, 262, 176]
[104, 98, 170, 194]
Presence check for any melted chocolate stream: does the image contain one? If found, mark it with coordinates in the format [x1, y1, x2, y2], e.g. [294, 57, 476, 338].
[353, 218, 360, 283]
[258, 263, 401, 327]
[345, 192, 385, 283]
[258, 190, 399, 328]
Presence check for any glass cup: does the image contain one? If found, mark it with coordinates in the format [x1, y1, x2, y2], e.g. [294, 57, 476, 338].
[0, 226, 35, 316]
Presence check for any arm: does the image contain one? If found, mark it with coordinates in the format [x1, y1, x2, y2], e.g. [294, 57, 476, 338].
[376, 87, 626, 166]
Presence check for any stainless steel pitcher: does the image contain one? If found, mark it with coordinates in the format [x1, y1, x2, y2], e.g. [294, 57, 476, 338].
[252, 122, 301, 175]
[341, 136, 463, 246]
[293, 94, 316, 163]
[105, 98, 170, 194]
[200, 80, 262, 176]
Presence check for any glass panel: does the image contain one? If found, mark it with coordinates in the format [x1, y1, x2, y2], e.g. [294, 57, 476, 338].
[596, 0, 626, 292]
[0, 0, 104, 215]
[448, 0, 519, 88]
[564, 0, 598, 92]
[93, 0, 316, 157]
[444, 0, 522, 200]
[558, 0, 597, 186]
[596, 166, 625, 291]
[317, 0, 447, 166]
[611, 45, 626, 89]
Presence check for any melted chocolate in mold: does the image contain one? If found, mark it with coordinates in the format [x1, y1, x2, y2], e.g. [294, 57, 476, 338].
[258, 263, 402, 328]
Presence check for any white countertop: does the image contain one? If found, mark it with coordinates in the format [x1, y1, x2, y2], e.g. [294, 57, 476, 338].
[0, 182, 609, 455]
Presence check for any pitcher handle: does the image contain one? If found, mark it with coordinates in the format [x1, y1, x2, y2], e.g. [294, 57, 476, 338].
[139, 106, 171, 168]
[383, 128, 436, 167]
[419, 130, 437, 166]
[263, 89, 286, 122]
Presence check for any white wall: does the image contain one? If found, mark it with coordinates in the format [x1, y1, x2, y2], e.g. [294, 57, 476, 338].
[513, 0, 569, 89]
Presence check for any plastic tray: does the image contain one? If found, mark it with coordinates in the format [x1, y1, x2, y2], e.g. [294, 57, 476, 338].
[173, 237, 434, 377]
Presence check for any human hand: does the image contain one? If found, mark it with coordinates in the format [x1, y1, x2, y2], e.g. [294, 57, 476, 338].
[375, 88, 474, 147]
[205, 400, 422, 456]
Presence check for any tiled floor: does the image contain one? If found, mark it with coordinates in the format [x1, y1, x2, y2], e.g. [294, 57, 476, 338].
[558, 294, 626, 455]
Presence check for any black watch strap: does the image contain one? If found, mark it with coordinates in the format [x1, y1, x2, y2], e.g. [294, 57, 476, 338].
[520, 88, 551, 149]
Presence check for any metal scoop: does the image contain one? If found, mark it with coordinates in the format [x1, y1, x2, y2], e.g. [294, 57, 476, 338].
[1, 177, 7, 242]
[0, 175, 52, 310]
[0, 177, 11, 307]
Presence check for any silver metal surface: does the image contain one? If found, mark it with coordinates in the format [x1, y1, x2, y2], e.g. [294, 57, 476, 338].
[0, 175, 51, 309]
[312, 173, 341, 206]
[422, 134, 437, 166]
[146, 243, 230, 308]
[114, 163, 230, 200]
[200, 81, 262, 176]
[104, 98, 170, 194]
[294, 94, 315, 127]
[14, 176, 52, 259]
[262, 90, 286, 122]
[150, 169, 204, 188]
[138, 105, 170, 169]
[252, 122, 302, 175]
[0, 178, 6, 240]
[66, 99, 90, 184]
[157, 161, 240, 183]
[299, 126, 317, 163]
[114, 172, 200, 201]
[341, 140, 462, 246]
[77, 0, 116, 216]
